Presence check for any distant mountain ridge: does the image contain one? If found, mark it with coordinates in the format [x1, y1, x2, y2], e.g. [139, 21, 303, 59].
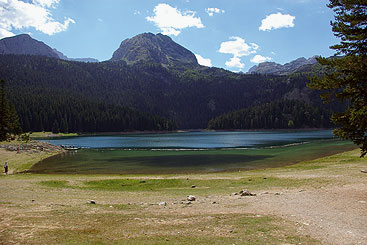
[52, 48, 99, 63]
[0, 34, 98, 63]
[110, 33, 198, 66]
[0, 34, 59, 58]
[248, 56, 319, 75]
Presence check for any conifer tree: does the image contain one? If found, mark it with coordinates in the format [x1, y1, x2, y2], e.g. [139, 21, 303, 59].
[0, 80, 8, 141]
[0, 80, 22, 140]
[308, 0, 367, 156]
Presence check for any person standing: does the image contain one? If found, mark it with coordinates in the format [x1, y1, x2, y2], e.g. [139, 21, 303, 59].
[4, 162, 8, 175]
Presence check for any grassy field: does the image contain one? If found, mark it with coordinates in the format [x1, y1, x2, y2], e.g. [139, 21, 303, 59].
[0, 144, 366, 244]
[29, 131, 78, 139]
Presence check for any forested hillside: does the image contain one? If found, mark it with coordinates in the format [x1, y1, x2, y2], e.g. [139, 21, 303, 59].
[1, 53, 339, 131]
[208, 100, 334, 130]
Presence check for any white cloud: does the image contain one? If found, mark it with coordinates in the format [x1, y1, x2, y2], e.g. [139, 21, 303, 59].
[0, 0, 75, 39]
[225, 57, 244, 69]
[0, 28, 15, 38]
[195, 54, 212, 67]
[219, 37, 258, 57]
[259, 12, 295, 31]
[33, 0, 59, 8]
[219, 36, 259, 70]
[251, 54, 272, 63]
[205, 7, 225, 17]
[146, 3, 204, 36]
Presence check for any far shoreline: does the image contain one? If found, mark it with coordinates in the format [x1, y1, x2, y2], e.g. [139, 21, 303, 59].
[31, 128, 335, 138]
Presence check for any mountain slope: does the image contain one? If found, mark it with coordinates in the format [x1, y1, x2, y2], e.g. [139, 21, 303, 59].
[0, 54, 337, 129]
[0, 34, 59, 58]
[110, 33, 198, 65]
[0, 34, 99, 63]
[248, 56, 318, 75]
[0, 33, 342, 130]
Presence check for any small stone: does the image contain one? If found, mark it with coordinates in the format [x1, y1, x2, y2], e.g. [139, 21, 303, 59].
[187, 195, 196, 201]
[185, 201, 192, 205]
[140, 180, 146, 183]
[191, 185, 196, 188]
[263, 177, 267, 179]
[212, 201, 218, 204]
[240, 190, 256, 196]
[31, 200, 35, 202]
[159, 202, 167, 206]
[88, 200, 96, 204]
[232, 192, 239, 196]
[361, 170, 367, 173]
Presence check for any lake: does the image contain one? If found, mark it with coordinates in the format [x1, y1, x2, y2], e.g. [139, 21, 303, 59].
[31, 130, 355, 174]
[41, 130, 335, 149]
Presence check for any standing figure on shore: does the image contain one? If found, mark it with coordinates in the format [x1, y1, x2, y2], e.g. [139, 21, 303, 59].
[4, 162, 8, 175]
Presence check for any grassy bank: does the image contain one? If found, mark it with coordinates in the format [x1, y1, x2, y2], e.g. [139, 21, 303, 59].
[29, 132, 78, 139]
[0, 140, 64, 173]
[0, 148, 365, 244]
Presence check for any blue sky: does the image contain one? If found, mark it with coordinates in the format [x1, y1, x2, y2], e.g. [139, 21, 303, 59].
[0, 0, 338, 72]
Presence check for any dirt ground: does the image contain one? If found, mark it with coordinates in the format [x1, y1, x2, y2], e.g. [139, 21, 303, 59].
[0, 148, 366, 244]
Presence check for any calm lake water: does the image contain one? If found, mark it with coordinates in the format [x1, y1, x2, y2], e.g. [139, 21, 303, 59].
[41, 130, 335, 149]
[31, 130, 355, 174]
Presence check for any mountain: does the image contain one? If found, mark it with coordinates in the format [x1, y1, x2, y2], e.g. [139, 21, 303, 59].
[110, 33, 198, 66]
[0, 34, 59, 58]
[0, 34, 99, 63]
[248, 56, 318, 75]
[0, 33, 342, 131]
[53, 48, 99, 63]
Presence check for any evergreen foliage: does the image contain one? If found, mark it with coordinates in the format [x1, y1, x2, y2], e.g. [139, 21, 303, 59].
[13, 93, 177, 133]
[0, 80, 22, 141]
[0, 55, 341, 130]
[308, 0, 367, 156]
[208, 100, 333, 130]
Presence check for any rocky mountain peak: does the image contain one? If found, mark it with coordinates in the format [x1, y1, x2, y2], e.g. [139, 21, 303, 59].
[110, 32, 198, 65]
[0, 34, 59, 58]
[248, 56, 319, 75]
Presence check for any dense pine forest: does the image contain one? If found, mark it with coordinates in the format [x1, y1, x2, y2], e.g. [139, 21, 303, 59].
[11, 92, 177, 133]
[0, 54, 343, 131]
[208, 100, 334, 130]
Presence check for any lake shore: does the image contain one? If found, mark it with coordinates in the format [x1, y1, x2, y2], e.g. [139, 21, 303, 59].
[0, 140, 64, 174]
[0, 143, 365, 244]
[30, 128, 334, 139]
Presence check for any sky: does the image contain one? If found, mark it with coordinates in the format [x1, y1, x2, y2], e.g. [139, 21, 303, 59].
[0, 0, 339, 72]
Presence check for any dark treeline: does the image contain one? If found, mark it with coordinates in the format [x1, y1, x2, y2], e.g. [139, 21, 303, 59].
[0, 54, 343, 129]
[11, 90, 177, 133]
[14, 91, 177, 133]
[0, 80, 22, 140]
[208, 100, 334, 130]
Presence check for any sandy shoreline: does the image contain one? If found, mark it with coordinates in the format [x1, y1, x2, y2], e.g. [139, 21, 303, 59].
[0, 141, 366, 244]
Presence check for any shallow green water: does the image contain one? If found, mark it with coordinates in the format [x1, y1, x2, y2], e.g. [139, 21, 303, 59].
[30, 139, 355, 174]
